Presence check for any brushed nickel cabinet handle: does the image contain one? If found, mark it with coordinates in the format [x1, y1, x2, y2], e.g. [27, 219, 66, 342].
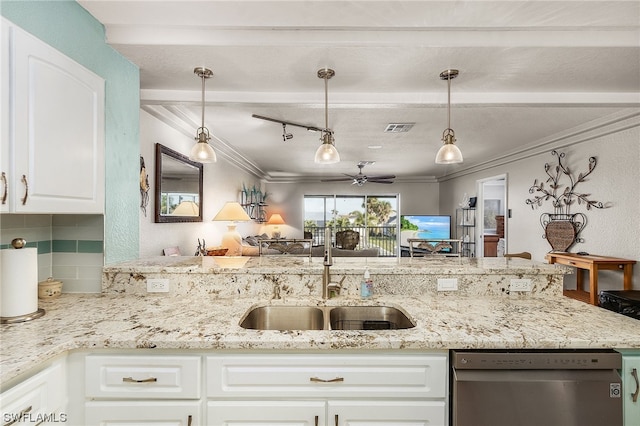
[20, 174, 28, 205]
[632, 368, 639, 403]
[3, 405, 32, 426]
[310, 376, 344, 383]
[1, 172, 6, 205]
[187, 415, 192, 426]
[122, 376, 158, 383]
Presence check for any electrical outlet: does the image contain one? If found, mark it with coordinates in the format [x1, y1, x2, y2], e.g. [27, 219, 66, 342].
[147, 278, 169, 293]
[510, 279, 532, 292]
[437, 278, 458, 291]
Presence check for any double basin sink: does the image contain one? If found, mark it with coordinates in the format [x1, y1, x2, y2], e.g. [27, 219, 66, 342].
[240, 305, 415, 331]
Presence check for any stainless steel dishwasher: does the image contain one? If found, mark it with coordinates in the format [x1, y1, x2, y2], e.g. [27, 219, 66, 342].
[451, 349, 623, 426]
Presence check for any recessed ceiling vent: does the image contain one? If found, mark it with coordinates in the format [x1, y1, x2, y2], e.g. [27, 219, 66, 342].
[384, 123, 414, 133]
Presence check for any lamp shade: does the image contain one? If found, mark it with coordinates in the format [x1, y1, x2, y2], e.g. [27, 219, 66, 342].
[171, 200, 199, 216]
[212, 202, 251, 222]
[190, 136, 217, 163]
[435, 142, 464, 164]
[314, 133, 340, 164]
[267, 213, 285, 225]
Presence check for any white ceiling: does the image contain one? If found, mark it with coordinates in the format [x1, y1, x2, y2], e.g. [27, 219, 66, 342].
[78, 0, 640, 182]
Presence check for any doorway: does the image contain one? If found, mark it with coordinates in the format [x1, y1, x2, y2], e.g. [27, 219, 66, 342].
[476, 174, 507, 257]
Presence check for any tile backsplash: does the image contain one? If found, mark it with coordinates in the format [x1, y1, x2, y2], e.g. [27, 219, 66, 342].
[0, 214, 104, 293]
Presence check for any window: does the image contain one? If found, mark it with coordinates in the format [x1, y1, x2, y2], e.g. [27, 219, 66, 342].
[303, 194, 398, 256]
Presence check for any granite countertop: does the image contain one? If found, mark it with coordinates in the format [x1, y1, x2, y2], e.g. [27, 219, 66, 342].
[102, 255, 567, 275]
[2, 291, 639, 384]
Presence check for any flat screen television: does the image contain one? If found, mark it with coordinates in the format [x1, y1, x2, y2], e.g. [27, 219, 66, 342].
[400, 215, 452, 242]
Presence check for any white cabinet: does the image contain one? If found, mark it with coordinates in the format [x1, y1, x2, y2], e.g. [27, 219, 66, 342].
[208, 400, 326, 425]
[206, 352, 448, 425]
[0, 18, 104, 214]
[84, 355, 202, 425]
[621, 352, 640, 426]
[328, 400, 445, 426]
[0, 358, 66, 425]
[1, 19, 10, 213]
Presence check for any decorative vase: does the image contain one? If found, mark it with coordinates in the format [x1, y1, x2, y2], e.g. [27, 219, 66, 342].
[540, 213, 586, 252]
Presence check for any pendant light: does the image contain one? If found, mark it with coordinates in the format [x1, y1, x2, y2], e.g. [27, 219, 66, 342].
[435, 69, 463, 164]
[314, 68, 340, 164]
[190, 67, 217, 163]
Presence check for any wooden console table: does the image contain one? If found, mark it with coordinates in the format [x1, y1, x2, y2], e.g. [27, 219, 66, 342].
[545, 253, 636, 305]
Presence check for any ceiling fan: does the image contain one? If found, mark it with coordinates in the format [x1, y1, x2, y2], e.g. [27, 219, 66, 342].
[252, 68, 340, 164]
[321, 162, 396, 186]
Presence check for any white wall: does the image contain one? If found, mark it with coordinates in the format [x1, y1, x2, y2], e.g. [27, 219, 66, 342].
[439, 116, 640, 290]
[139, 110, 262, 257]
[264, 181, 440, 238]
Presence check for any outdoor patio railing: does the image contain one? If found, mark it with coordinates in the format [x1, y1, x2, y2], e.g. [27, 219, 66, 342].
[303, 225, 397, 257]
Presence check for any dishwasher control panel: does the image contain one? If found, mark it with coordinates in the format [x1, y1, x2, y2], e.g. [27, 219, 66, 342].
[451, 349, 622, 370]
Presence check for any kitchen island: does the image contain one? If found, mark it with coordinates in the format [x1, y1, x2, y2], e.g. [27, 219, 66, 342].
[2, 256, 639, 385]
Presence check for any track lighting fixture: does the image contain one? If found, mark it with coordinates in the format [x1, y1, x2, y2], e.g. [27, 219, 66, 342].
[190, 67, 217, 163]
[435, 69, 464, 164]
[282, 124, 293, 141]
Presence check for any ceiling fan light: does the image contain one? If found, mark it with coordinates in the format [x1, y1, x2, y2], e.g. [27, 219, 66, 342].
[314, 133, 340, 164]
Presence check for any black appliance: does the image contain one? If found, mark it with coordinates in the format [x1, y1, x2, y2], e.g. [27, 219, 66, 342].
[599, 290, 640, 320]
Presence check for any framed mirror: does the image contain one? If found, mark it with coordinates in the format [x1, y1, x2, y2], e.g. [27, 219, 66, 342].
[154, 143, 203, 223]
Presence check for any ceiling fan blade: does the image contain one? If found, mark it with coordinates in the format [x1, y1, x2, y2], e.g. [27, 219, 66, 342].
[252, 114, 323, 132]
[366, 174, 396, 180]
[321, 177, 355, 182]
[368, 180, 394, 184]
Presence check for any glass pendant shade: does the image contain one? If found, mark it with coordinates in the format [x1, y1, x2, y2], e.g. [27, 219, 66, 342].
[190, 129, 217, 163]
[435, 129, 463, 164]
[314, 132, 340, 164]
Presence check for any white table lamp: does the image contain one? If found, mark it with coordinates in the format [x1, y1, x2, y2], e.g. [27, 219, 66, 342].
[213, 202, 251, 256]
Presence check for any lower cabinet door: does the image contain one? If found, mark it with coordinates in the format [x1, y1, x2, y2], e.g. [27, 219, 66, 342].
[328, 400, 446, 426]
[85, 401, 201, 425]
[208, 400, 325, 425]
[623, 354, 640, 426]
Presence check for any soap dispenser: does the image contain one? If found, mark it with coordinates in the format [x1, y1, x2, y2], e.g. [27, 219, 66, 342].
[360, 267, 373, 298]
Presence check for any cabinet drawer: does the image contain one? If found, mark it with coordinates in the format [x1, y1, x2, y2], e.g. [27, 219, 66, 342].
[207, 353, 446, 398]
[85, 401, 200, 425]
[0, 361, 65, 426]
[85, 355, 200, 399]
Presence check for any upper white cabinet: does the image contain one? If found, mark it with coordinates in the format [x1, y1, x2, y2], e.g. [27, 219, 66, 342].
[1, 18, 104, 214]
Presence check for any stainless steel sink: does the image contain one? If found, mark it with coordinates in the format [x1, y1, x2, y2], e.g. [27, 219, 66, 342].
[239, 305, 415, 331]
[239, 306, 325, 330]
[329, 306, 415, 330]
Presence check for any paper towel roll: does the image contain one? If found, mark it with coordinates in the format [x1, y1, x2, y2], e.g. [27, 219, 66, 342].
[1, 247, 38, 318]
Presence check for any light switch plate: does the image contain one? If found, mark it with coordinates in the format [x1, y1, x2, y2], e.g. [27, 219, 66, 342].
[510, 279, 532, 292]
[437, 278, 458, 291]
[147, 278, 169, 293]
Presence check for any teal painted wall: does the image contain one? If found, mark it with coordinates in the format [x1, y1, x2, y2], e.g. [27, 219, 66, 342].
[1, 1, 140, 263]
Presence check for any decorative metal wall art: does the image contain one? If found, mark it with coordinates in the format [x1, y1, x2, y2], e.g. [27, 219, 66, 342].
[139, 156, 150, 217]
[240, 183, 268, 222]
[525, 150, 609, 251]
